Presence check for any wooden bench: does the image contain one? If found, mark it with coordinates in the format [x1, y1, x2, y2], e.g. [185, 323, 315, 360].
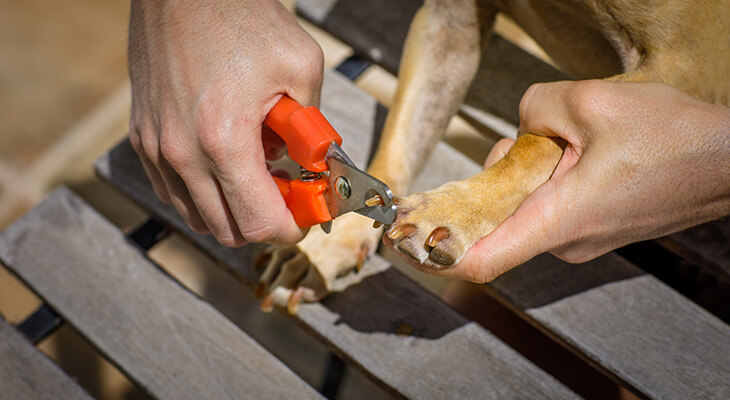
[0, 187, 323, 400]
[0, 316, 92, 400]
[0, 3, 727, 398]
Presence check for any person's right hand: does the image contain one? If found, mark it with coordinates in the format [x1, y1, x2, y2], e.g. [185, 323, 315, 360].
[128, 0, 324, 246]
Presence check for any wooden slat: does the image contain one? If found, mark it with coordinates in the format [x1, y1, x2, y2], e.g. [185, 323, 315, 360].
[660, 220, 730, 279]
[0, 188, 322, 400]
[96, 70, 578, 399]
[493, 253, 730, 399]
[296, 0, 567, 138]
[0, 317, 92, 400]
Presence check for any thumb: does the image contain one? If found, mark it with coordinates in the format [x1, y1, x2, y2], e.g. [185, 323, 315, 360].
[455, 178, 566, 282]
[518, 81, 589, 153]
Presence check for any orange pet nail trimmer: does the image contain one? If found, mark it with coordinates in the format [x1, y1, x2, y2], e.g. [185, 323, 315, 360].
[263, 95, 396, 233]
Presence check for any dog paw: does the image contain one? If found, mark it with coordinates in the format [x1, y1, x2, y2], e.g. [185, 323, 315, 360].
[385, 181, 493, 269]
[254, 213, 382, 314]
[384, 168, 524, 269]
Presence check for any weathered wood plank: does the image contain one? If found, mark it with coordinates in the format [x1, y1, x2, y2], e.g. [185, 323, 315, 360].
[0, 188, 321, 400]
[96, 71, 578, 399]
[660, 220, 730, 279]
[0, 317, 92, 400]
[493, 253, 730, 400]
[297, 0, 567, 138]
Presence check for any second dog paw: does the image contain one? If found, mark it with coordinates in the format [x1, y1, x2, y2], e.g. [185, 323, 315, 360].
[254, 213, 382, 314]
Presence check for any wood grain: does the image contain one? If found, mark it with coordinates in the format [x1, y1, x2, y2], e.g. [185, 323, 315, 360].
[96, 70, 578, 399]
[0, 188, 322, 400]
[0, 317, 92, 400]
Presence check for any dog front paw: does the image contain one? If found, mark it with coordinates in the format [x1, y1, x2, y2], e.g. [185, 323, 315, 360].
[384, 180, 494, 269]
[254, 213, 382, 314]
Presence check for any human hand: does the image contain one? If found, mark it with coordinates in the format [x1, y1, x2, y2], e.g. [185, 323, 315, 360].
[128, 0, 323, 246]
[430, 80, 730, 282]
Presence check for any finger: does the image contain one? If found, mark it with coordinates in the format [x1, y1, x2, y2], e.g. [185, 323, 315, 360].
[130, 128, 171, 203]
[179, 168, 246, 247]
[483, 138, 515, 169]
[453, 178, 568, 282]
[211, 123, 303, 244]
[156, 158, 210, 234]
[262, 125, 287, 160]
[136, 125, 209, 233]
[517, 81, 586, 147]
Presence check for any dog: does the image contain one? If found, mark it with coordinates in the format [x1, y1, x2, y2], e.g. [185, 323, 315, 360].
[256, 0, 730, 313]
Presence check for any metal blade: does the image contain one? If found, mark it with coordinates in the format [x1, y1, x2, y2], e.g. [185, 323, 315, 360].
[324, 143, 397, 225]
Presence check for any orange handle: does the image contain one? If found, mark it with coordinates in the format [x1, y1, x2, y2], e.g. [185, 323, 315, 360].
[264, 96, 342, 172]
[265, 96, 342, 228]
[273, 176, 331, 228]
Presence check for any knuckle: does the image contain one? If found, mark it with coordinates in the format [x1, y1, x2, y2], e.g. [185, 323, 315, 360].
[195, 102, 235, 161]
[555, 248, 593, 264]
[568, 80, 612, 117]
[519, 83, 544, 119]
[139, 130, 161, 164]
[241, 223, 279, 243]
[159, 130, 187, 169]
[286, 40, 324, 85]
[188, 223, 209, 235]
[217, 234, 245, 248]
[129, 127, 143, 154]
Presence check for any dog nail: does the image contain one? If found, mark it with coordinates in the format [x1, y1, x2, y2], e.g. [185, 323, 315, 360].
[286, 287, 305, 315]
[426, 227, 450, 248]
[392, 196, 401, 205]
[254, 282, 268, 299]
[261, 294, 274, 312]
[388, 223, 416, 240]
[254, 252, 271, 269]
[365, 194, 384, 207]
[372, 220, 382, 229]
[356, 245, 369, 272]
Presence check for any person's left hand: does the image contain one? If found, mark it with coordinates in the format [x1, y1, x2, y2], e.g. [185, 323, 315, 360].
[397, 80, 730, 283]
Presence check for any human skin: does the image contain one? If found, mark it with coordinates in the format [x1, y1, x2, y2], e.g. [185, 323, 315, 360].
[128, 0, 323, 246]
[395, 80, 730, 282]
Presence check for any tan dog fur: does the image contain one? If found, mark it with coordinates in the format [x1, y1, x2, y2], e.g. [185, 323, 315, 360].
[258, 0, 730, 312]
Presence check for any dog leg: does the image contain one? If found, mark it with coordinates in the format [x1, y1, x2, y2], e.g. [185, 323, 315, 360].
[257, 0, 495, 312]
[388, 134, 565, 269]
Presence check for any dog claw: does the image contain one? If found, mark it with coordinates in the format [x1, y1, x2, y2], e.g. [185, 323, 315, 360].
[254, 252, 271, 269]
[365, 194, 384, 207]
[372, 220, 382, 229]
[387, 223, 416, 241]
[356, 244, 370, 272]
[254, 282, 268, 299]
[426, 227, 450, 248]
[286, 287, 306, 314]
[261, 294, 274, 312]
